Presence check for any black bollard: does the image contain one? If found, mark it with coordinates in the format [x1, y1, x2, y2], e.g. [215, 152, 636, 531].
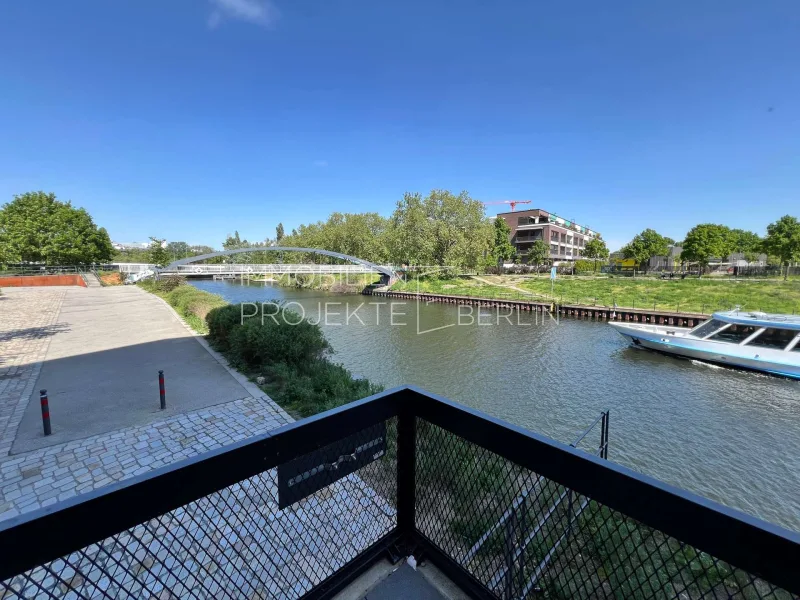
[40, 390, 51, 436]
[159, 370, 166, 410]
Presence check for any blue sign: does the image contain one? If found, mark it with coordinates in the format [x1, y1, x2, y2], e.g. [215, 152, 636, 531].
[550, 267, 557, 280]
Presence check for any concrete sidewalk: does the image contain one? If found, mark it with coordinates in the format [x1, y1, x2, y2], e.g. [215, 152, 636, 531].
[11, 286, 260, 453]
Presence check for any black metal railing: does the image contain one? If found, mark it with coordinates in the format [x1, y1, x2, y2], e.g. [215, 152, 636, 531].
[1, 387, 798, 599]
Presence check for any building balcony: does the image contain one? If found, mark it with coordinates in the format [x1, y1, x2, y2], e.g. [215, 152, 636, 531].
[1, 386, 797, 600]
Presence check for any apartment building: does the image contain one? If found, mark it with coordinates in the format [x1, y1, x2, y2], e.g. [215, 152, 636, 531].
[497, 209, 601, 263]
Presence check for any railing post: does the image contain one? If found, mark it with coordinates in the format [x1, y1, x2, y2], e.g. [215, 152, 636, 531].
[503, 507, 517, 600]
[397, 402, 417, 550]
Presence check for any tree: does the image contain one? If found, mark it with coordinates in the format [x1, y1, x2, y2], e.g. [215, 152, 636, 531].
[387, 190, 491, 269]
[492, 217, 515, 265]
[681, 224, 735, 275]
[276, 223, 285, 243]
[223, 231, 248, 250]
[527, 240, 550, 274]
[583, 238, 610, 273]
[763, 215, 800, 280]
[147, 237, 170, 268]
[730, 229, 761, 255]
[0, 191, 114, 264]
[621, 229, 670, 273]
[166, 241, 192, 260]
[282, 212, 390, 264]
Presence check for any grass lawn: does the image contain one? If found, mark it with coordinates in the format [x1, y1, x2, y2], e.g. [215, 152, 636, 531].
[391, 277, 519, 300]
[391, 275, 800, 315]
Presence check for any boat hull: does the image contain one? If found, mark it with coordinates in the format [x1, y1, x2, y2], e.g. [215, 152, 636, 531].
[610, 322, 800, 380]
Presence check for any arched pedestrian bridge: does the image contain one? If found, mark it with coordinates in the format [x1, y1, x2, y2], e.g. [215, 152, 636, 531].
[158, 247, 397, 284]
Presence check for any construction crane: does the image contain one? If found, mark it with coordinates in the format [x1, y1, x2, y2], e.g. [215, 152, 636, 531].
[482, 200, 532, 212]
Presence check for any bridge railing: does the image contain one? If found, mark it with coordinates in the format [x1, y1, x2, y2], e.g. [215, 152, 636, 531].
[167, 264, 381, 275]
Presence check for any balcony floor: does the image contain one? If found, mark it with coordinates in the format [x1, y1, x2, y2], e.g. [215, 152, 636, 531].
[336, 559, 465, 600]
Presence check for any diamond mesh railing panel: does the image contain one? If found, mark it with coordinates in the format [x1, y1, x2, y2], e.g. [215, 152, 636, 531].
[1, 418, 398, 600]
[414, 419, 795, 600]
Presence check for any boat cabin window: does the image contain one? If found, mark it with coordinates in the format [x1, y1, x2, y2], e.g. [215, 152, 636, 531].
[690, 319, 727, 338]
[745, 327, 797, 350]
[708, 324, 760, 344]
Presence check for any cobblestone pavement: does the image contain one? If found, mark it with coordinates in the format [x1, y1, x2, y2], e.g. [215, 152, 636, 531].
[0, 289, 67, 458]
[0, 395, 292, 521]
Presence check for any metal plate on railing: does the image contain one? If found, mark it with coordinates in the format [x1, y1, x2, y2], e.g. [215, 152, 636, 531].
[277, 422, 386, 509]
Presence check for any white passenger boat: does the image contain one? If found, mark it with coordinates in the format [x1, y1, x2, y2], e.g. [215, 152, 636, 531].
[609, 309, 800, 379]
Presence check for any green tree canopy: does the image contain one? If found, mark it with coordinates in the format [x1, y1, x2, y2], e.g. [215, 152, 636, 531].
[621, 229, 670, 272]
[276, 222, 285, 243]
[147, 237, 170, 268]
[583, 238, 610, 272]
[223, 231, 248, 250]
[0, 191, 113, 265]
[681, 224, 735, 273]
[730, 229, 761, 255]
[388, 190, 491, 268]
[763, 215, 800, 280]
[527, 240, 550, 271]
[166, 241, 192, 260]
[492, 217, 515, 265]
[282, 212, 390, 264]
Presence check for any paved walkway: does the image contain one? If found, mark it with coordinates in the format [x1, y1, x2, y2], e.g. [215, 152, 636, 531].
[11, 286, 260, 453]
[0, 289, 67, 457]
[0, 285, 293, 518]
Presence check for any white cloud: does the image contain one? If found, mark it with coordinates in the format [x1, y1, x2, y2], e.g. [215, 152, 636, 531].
[208, 0, 279, 29]
[313, 160, 328, 168]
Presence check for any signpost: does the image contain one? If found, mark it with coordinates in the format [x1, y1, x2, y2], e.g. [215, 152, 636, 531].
[550, 266, 557, 299]
[277, 422, 386, 509]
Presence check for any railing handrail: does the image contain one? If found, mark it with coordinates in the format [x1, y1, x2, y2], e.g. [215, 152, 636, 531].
[0, 385, 798, 594]
[0, 387, 405, 582]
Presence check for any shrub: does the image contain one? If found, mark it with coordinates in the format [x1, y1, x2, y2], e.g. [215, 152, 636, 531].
[205, 303, 244, 350]
[573, 259, 594, 274]
[261, 361, 382, 417]
[156, 275, 186, 292]
[138, 276, 186, 293]
[226, 306, 329, 370]
[167, 285, 226, 321]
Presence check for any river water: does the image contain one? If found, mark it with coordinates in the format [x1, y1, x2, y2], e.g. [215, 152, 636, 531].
[192, 279, 800, 532]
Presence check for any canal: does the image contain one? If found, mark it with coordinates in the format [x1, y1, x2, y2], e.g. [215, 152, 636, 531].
[192, 279, 800, 532]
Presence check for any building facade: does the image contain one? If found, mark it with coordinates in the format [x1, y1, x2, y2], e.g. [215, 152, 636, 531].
[497, 209, 601, 263]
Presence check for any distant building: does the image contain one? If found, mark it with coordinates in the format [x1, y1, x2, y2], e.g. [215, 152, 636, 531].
[112, 242, 148, 250]
[496, 209, 601, 263]
[648, 245, 683, 270]
[609, 251, 636, 269]
[111, 241, 164, 250]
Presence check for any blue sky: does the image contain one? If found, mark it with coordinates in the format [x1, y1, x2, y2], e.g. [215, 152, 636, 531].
[1, 1, 798, 251]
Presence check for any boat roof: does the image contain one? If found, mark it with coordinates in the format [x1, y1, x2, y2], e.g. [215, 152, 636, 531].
[713, 310, 800, 332]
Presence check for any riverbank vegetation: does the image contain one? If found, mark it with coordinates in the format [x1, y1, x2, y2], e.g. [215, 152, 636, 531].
[206, 302, 382, 417]
[253, 272, 380, 293]
[138, 278, 382, 417]
[392, 274, 800, 314]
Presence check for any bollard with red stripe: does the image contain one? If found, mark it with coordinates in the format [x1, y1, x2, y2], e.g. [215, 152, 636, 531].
[40, 389, 51, 436]
[159, 370, 166, 410]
